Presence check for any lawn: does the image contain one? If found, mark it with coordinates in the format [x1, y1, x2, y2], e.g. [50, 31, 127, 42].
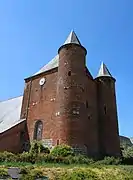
[0, 163, 133, 179]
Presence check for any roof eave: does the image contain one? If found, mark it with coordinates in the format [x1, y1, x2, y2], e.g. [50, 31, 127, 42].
[24, 67, 58, 81]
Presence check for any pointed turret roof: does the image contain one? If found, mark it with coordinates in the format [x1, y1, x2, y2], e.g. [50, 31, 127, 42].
[64, 30, 81, 45]
[97, 62, 112, 77]
[33, 31, 81, 76]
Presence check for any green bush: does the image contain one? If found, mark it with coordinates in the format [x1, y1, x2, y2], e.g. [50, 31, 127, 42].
[2, 142, 133, 165]
[0, 151, 123, 165]
[29, 141, 50, 154]
[0, 168, 9, 179]
[35, 153, 93, 165]
[122, 146, 133, 158]
[20, 167, 44, 180]
[36, 154, 55, 163]
[0, 151, 17, 162]
[40, 154, 93, 165]
[18, 152, 37, 163]
[64, 155, 94, 165]
[36, 154, 70, 164]
[59, 168, 98, 180]
[51, 144, 74, 157]
[94, 156, 121, 165]
[120, 143, 133, 165]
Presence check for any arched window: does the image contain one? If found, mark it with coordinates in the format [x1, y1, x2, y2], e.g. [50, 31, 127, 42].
[33, 120, 43, 140]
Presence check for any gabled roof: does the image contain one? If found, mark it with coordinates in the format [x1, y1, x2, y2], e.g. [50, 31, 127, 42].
[97, 62, 112, 78]
[33, 30, 81, 76]
[0, 96, 25, 134]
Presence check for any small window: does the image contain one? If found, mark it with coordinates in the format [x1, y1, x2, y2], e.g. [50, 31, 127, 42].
[104, 105, 107, 114]
[86, 101, 88, 108]
[20, 131, 25, 142]
[57, 139, 60, 145]
[81, 87, 84, 92]
[88, 115, 91, 120]
[68, 71, 71, 76]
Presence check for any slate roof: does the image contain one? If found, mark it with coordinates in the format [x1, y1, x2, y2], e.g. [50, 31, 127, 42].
[0, 96, 25, 133]
[34, 54, 59, 76]
[97, 62, 112, 77]
[64, 30, 81, 45]
[130, 137, 133, 144]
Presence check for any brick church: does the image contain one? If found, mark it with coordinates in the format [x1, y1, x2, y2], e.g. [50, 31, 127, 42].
[0, 31, 120, 157]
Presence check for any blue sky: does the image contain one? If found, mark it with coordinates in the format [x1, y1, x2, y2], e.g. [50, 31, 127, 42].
[0, 0, 132, 137]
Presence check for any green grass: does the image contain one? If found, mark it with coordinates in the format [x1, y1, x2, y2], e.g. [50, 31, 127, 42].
[0, 161, 93, 168]
[0, 161, 133, 168]
[0, 163, 133, 179]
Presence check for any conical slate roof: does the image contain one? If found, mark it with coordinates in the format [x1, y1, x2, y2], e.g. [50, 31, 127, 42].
[34, 31, 81, 76]
[97, 62, 112, 77]
[64, 30, 81, 45]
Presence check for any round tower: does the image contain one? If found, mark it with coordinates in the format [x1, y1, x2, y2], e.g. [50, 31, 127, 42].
[95, 62, 120, 157]
[55, 31, 88, 154]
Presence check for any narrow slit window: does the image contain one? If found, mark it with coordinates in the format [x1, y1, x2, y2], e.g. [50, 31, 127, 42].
[57, 139, 60, 145]
[68, 71, 71, 76]
[104, 105, 107, 114]
[88, 115, 91, 120]
[86, 101, 88, 108]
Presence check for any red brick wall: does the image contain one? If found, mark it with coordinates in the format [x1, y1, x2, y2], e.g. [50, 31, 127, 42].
[85, 75, 99, 156]
[20, 44, 120, 157]
[96, 77, 120, 156]
[0, 121, 26, 153]
[21, 81, 32, 119]
[21, 68, 58, 145]
[55, 43, 99, 156]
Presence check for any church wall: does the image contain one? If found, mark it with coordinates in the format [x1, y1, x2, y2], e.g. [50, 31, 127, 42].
[20, 80, 32, 119]
[0, 121, 26, 153]
[85, 75, 99, 156]
[96, 77, 120, 156]
[21, 68, 58, 146]
[20, 45, 100, 156]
